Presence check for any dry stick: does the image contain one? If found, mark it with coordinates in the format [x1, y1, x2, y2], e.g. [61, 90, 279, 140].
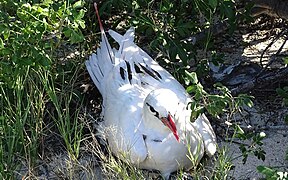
[274, 34, 288, 56]
[259, 28, 287, 67]
[256, 29, 288, 78]
[252, 0, 288, 20]
[231, 67, 288, 95]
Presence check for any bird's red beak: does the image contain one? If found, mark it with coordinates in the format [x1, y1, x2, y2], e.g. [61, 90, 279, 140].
[161, 114, 179, 142]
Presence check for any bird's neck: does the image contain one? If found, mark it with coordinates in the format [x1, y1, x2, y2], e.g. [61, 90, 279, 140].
[142, 113, 177, 138]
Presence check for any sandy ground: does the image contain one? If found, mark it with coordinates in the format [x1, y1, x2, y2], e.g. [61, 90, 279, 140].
[215, 18, 288, 179]
[226, 130, 288, 179]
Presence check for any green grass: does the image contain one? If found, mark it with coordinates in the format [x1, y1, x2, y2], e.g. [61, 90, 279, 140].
[39, 64, 84, 161]
[0, 60, 86, 179]
[1, 67, 43, 178]
[0, 0, 87, 178]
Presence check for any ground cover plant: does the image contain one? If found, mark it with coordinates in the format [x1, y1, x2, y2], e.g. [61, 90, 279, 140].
[1, 0, 287, 179]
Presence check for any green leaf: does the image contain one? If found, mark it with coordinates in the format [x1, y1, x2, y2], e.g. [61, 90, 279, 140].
[283, 57, 288, 64]
[188, 101, 197, 111]
[276, 88, 288, 98]
[77, 9, 85, 20]
[70, 30, 84, 43]
[234, 124, 244, 135]
[0, 38, 4, 49]
[220, 1, 236, 24]
[285, 115, 288, 124]
[0, 25, 10, 40]
[257, 166, 277, 178]
[73, 1, 83, 9]
[63, 28, 72, 37]
[186, 85, 197, 93]
[185, 70, 198, 84]
[78, 20, 85, 29]
[209, 0, 218, 9]
[243, 97, 253, 107]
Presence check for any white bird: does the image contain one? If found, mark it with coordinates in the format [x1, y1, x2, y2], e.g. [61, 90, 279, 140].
[86, 3, 217, 178]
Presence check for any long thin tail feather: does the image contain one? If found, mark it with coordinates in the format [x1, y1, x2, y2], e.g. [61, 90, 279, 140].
[86, 3, 115, 94]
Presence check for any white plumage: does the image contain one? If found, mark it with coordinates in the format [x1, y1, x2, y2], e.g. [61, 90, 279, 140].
[86, 4, 217, 178]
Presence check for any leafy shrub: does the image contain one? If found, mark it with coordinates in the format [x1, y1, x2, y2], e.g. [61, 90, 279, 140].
[185, 70, 253, 119]
[93, 0, 245, 80]
[0, 0, 86, 88]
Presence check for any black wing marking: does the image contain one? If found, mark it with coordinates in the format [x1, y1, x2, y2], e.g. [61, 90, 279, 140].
[120, 67, 125, 80]
[125, 61, 132, 83]
[139, 64, 162, 80]
[134, 63, 143, 74]
[152, 68, 162, 79]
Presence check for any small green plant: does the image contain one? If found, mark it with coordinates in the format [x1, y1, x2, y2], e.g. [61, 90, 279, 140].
[256, 85, 288, 180]
[276, 86, 288, 123]
[235, 127, 266, 164]
[184, 69, 269, 179]
[257, 166, 288, 180]
[185, 70, 253, 120]
[39, 66, 84, 161]
[212, 146, 234, 180]
[0, 68, 46, 178]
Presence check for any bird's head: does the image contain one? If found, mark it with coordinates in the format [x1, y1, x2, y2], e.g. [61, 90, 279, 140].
[143, 89, 180, 142]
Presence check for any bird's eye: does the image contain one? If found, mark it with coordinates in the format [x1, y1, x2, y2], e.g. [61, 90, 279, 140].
[146, 103, 159, 118]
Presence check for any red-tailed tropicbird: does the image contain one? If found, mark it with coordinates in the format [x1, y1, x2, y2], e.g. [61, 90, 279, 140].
[86, 3, 217, 178]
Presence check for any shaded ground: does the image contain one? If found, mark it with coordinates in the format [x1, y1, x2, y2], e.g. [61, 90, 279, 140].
[212, 16, 288, 179]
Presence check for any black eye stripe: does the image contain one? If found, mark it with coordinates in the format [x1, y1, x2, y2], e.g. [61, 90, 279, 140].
[146, 103, 159, 118]
[149, 104, 156, 112]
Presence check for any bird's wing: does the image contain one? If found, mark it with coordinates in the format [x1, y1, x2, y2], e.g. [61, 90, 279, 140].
[193, 113, 217, 157]
[108, 28, 188, 101]
[103, 83, 148, 164]
[86, 25, 148, 164]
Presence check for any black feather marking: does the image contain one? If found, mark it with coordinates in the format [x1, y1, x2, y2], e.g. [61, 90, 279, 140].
[125, 61, 132, 83]
[102, 39, 113, 64]
[143, 134, 147, 141]
[153, 139, 162, 142]
[134, 63, 143, 74]
[91, 70, 100, 84]
[98, 64, 104, 76]
[152, 68, 162, 79]
[120, 67, 125, 80]
[146, 103, 159, 118]
[139, 64, 160, 80]
[91, 68, 100, 84]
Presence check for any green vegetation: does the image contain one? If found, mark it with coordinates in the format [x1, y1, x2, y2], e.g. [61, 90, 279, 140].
[0, 0, 86, 178]
[0, 0, 284, 179]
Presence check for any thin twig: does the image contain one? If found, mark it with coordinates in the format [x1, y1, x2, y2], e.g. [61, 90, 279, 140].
[259, 28, 287, 67]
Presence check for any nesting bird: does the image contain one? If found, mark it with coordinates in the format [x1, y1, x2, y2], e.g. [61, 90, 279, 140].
[86, 3, 217, 178]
